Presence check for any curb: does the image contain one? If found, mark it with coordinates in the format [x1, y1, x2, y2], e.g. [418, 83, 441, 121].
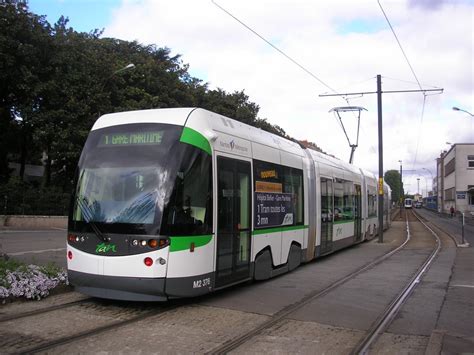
[425, 329, 445, 355]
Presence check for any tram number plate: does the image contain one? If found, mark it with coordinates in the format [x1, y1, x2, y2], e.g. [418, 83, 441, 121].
[193, 277, 211, 289]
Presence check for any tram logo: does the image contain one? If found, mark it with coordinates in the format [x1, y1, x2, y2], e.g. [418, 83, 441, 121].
[219, 139, 249, 153]
[95, 242, 117, 253]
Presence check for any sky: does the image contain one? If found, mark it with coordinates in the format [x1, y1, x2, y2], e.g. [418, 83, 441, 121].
[30, 0, 474, 196]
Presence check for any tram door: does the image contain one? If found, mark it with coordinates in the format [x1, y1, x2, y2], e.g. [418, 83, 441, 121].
[320, 178, 333, 254]
[354, 184, 362, 241]
[215, 157, 251, 288]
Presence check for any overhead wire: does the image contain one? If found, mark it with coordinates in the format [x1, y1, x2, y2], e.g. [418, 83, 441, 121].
[211, 0, 375, 162]
[377, 0, 429, 174]
[211, 0, 339, 95]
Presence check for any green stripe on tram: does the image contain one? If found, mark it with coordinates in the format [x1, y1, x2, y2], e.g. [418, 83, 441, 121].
[179, 127, 212, 155]
[169, 235, 213, 252]
[333, 220, 355, 225]
[252, 225, 308, 236]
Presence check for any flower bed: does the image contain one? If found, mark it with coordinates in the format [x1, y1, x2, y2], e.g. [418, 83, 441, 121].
[0, 257, 68, 302]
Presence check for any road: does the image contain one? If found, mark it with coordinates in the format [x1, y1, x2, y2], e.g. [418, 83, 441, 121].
[0, 212, 472, 353]
[0, 229, 67, 268]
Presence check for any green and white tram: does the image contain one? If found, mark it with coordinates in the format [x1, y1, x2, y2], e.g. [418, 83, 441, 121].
[67, 108, 391, 301]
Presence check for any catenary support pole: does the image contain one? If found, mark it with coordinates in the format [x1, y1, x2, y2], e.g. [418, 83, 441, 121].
[319, 76, 443, 245]
[377, 74, 384, 243]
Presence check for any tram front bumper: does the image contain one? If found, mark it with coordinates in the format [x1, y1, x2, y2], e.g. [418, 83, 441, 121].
[68, 270, 167, 302]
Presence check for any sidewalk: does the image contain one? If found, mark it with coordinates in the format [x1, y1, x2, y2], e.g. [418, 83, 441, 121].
[418, 209, 474, 354]
[417, 208, 473, 246]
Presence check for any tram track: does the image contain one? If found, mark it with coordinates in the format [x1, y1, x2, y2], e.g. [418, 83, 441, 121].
[0, 297, 182, 354]
[351, 208, 442, 354]
[0, 298, 94, 323]
[207, 208, 444, 354]
[207, 212, 415, 354]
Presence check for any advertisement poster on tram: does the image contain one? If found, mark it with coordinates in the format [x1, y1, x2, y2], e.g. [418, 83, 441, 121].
[254, 180, 294, 228]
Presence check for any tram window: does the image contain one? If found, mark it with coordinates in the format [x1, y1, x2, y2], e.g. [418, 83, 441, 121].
[282, 167, 304, 225]
[334, 180, 344, 220]
[343, 181, 354, 221]
[368, 191, 377, 217]
[161, 149, 212, 236]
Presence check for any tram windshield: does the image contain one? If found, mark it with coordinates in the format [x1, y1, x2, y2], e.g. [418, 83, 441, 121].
[69, 123, 212, 235]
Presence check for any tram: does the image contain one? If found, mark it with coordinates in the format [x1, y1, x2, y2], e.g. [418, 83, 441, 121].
[67, 108, 391, 301]
[404, 198, 413, 209]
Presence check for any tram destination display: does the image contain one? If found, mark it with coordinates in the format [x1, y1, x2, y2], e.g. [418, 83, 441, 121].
[99, 131, 164, 147]
[255, 191, 294, 228]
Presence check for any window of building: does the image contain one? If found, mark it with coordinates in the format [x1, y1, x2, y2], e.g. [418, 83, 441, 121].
[445, 187, 455, 201]
[445, 158, 455, 177]
[468, 155, 474, 168]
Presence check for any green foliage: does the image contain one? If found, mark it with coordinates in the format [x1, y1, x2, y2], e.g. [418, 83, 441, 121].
[0, 177, 70, 215]
[384, 170, 404, 203]
[0, 258, 27, 286]
[0, 2, 307, 210]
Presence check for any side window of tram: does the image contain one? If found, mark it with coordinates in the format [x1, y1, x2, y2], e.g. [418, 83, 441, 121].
[334, 179, 355, 221]
[320, 178, 333, 223]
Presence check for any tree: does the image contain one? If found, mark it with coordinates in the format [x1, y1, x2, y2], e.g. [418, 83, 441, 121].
[1, 1, 306, 200]
[0, 2, 53, 182]
[384, 170, 404, 204]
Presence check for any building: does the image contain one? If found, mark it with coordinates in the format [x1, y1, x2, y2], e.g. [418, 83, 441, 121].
[436, 143, 474, 215]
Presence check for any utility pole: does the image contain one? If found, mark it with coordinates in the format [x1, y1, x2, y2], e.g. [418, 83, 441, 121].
[377, 75, 384, 242]
[320, 75, 443, 243]
[399, 160, 403, 218]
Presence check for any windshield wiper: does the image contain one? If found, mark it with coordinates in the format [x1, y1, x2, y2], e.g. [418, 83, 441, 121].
[76, 196, 108, 242]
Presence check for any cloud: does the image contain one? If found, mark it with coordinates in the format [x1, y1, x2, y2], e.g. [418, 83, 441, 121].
[104, 0, 473, 191]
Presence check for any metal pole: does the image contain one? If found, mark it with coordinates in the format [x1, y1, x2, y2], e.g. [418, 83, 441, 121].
[377, 74, 384, 243]
[462, 212, 465, 244]
[399, 161, 402, 218]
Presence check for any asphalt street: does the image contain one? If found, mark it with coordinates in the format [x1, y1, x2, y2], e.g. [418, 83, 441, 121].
[0, 229, 67, 268]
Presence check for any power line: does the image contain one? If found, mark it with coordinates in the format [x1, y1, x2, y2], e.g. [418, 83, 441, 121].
[377, 0, 432, 173]
[211, 0, 366, 157]
[377, 0, 423, 91]
[211, 0, 338, 94]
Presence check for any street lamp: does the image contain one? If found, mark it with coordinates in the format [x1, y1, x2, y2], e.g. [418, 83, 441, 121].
[113, 63, 135, 75]
[97, 63, 136, 117]
[452, 106, 474, 117]
[423, 167, 434, 195]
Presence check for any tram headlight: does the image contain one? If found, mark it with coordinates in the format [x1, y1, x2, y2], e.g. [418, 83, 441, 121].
[132, 239, 139, 246]
[148, 239, 158, 248]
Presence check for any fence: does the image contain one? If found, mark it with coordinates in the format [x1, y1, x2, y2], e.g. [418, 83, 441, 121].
[1, 191, 70, 216]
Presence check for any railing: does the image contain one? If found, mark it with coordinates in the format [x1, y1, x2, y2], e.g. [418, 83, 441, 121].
[2, 192, 70, 216]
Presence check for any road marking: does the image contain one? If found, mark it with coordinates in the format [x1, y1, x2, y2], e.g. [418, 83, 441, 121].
[450, 284, 474, 289]
[8, 248, 66, 256]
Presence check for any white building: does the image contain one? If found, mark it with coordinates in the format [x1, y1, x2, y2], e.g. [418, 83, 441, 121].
[436, 143, 474, 215]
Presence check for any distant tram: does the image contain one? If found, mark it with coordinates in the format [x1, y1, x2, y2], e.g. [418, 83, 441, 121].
[404, 198, 413, 209]
[67, 108, 391, 301]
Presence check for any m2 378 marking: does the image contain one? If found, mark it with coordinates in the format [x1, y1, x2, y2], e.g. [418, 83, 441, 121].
[96, 242, 117, 253]
[193, 277, 211, 289]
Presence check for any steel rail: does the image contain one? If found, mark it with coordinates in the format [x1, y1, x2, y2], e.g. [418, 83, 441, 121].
[351, 209, 442, 354]
[0, 298, 94, 323]
[19, 304, 180, 355]
[207, 223, 411, 354]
